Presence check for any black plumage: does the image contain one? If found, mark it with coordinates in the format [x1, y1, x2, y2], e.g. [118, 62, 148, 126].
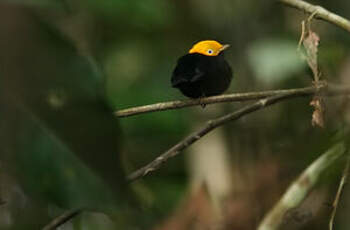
[171, 52, 232, 98]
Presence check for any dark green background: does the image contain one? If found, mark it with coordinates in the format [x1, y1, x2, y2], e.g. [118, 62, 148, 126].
[0, 0, 349, 229]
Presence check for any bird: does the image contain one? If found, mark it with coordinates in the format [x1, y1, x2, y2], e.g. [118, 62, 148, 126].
[171, 40, 233, 100]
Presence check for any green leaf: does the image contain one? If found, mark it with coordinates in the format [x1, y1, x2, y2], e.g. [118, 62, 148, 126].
[0, 4, 130, 227]
[248, 39, 306, 84]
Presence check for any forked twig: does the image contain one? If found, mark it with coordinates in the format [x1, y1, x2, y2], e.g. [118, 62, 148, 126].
[127, 83, 350, 182]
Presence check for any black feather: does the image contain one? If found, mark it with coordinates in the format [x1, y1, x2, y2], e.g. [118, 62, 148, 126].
[171, 53, 232, 98]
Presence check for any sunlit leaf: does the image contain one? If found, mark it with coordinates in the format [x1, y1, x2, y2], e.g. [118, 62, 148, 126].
[248, 39, 306, 84]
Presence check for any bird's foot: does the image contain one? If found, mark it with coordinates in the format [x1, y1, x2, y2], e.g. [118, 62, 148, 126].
[199, 97, 206, 108]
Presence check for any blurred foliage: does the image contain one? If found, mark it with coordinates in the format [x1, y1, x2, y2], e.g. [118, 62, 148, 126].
[248, 39, 305, 84]
[0, 0, 350, 229]
[84, 0, 174, 28]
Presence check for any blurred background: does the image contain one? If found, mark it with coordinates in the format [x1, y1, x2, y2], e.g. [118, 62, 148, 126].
[0, 0, 350, 229]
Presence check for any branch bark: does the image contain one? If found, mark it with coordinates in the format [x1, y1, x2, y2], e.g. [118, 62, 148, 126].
[329, 153, 350, 230]
[279, 0, 350, 33]
[42, 209, 82, 230]
[116, 84, 350, 118]
[257, 142, 347, 230]
[127, 84, 350, 182]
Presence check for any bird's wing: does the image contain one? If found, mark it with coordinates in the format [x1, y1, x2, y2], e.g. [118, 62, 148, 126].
[190, 67, 204, 82]
[171, 77, 187, 87]
[171, 68, 204, 87]
[171, 54, 204, 87]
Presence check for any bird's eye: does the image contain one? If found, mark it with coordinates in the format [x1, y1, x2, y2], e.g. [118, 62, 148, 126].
[207, 49, 213, 54]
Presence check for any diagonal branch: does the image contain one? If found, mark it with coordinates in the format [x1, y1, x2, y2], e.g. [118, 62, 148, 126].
[127, 84, 350, 182]
[279, 0, 350, 33]
[116, 84, 350, 118]
[42, 209, 82, 230]
[329, 152, 350, 230]
[258, 141, 347, 230]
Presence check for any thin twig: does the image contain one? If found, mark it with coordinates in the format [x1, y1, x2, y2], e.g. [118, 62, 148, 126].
[258, 142, 347, 230]
[116, 84, 350, 118]
[42, 209, 82, 230]
[116, 88, 313, 118]
[297, 20, 306, 50]
[279, 0, 350, 33]
[126, 84, 350, 182]
[329, 152, 350, 230]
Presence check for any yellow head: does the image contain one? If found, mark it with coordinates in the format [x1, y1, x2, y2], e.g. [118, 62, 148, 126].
[189, 40, 230, 56]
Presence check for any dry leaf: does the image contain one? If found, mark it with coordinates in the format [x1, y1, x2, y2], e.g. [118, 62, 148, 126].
[299, 24, 324, 127]
[310, 96, 324, 128]
[303, 31, 320, 81]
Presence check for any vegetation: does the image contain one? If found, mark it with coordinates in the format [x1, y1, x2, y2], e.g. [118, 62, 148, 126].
[1, 0, 350, 229]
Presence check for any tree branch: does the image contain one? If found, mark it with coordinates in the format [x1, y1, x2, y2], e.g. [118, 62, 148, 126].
[116, 84, 350, 118]
[42, 209, 82, 230]
[329, 152, 350, 230]
[258, 141, 347, 230]
[279, 0, 350, 33]
[126, 84, 350, 182]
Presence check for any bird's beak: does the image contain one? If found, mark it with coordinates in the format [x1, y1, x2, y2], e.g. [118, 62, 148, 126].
[220, 44, 230, 52]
